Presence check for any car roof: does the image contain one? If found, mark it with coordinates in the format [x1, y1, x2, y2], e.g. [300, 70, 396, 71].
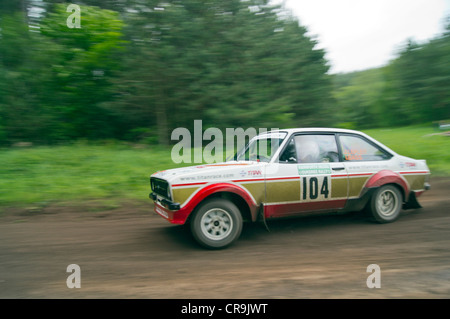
[260, 127, 399, 156]
[263, 127, 363, 135]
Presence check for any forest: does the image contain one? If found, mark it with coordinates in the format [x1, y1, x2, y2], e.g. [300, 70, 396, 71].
[1, 0, 449, 146]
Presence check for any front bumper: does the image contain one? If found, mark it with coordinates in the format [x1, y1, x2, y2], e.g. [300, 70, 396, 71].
[149, 192, 180, 210]
[149, 192, 190, 225]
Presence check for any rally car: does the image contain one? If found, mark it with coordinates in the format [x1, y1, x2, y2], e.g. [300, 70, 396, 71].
[149, 128, 430, 249]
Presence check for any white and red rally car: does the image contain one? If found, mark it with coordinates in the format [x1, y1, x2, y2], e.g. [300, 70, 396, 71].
[150, 128, 430, 249]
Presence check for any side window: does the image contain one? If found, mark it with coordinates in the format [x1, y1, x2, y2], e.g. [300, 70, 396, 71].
[279, 138, 297, 163]
[295, 135, 339, 163]
[339, 135, 392, 161]
[279, 134, 339, 163]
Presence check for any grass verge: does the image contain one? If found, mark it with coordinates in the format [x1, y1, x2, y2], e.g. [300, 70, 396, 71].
[363, 125, 449, 176]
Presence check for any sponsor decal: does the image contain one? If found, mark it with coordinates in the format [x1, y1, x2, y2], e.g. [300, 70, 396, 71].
[399, 162, 416, 169]
[347, 163, 388, 170]
[179, 173, 235, 182]
[239, 170, 262, 178]
[297, 164, 332, 175]
[343, 148, 367, 161]
[248, 170, 262, 176]
[156, 170, 168, 177]
[155, 205, 169, 218]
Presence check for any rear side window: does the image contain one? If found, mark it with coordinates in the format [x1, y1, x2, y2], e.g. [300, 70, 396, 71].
[339, 135, 392, 161]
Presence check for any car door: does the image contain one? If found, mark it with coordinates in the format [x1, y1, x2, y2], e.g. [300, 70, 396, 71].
[264, 133, 349, 219]
[337, 133, 393, 200]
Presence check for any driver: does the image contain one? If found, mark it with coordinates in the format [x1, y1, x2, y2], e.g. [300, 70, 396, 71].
[298, 140, 320, 163]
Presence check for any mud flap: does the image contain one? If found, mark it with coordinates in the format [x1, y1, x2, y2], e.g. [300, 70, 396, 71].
[403, 192, 422, 210]
[257, 204, 270, 232]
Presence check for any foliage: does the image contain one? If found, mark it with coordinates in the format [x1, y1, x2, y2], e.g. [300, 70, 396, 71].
[0, 2, 125, 144]
[0, 0, 331, 146]
[0, 1, 449, 146]
[0, 142, 179, 206]
[363, 125, 450, 176]
[333, 22, 450, 128]
[332, 68, 386, 128]
[105, 0, 331, 145]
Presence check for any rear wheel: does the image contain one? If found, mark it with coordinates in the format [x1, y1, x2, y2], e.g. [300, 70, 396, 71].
[190, 198, 243, 249]
[369, 185, 402, 223]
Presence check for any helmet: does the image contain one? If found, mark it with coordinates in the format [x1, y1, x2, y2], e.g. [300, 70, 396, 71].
[298, 140, 320, 163]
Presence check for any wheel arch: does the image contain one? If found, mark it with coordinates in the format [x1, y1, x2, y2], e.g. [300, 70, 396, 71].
[364, 170, 408, 203]
[194, 192, 253, 222]
[183, 183, 259, 223]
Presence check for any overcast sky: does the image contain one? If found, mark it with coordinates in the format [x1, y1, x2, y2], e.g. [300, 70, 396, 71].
[280, 0, 450, 73]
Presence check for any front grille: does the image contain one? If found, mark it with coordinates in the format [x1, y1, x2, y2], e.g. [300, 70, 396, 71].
[150, 177, 171, 200]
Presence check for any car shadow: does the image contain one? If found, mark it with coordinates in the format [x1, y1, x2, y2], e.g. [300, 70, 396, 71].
[143, 209, 418, 250]
[241, 210, 371, 240]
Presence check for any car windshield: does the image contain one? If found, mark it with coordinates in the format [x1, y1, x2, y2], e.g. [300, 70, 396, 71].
[233, 132, 287, 162]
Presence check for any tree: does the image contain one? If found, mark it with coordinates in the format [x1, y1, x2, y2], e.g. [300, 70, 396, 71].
[391, 34, 450, 123]
[1, 0, 333, 145]
[107, 0, 332, 145]
[332, 19, 450, 129]
[332, 68, 386, 128]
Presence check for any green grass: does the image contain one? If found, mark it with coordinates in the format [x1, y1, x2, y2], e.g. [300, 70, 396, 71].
[0, 142, 186, 208]
[362, 125, 450, 176]
[0, 125, 449, 208]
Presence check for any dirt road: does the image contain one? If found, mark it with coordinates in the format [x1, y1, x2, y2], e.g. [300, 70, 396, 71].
[1, 177, 449, 299]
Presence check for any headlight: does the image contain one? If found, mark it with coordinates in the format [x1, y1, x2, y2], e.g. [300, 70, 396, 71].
[150, 177, 171, 200]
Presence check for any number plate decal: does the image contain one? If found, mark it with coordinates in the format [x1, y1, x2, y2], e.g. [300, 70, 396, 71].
[155, 205, 169, 219]
[301, 175, 331, 201]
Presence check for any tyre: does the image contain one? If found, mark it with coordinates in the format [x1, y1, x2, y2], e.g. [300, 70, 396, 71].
[368, 185, 402, 223]
[190, 198, 243, 249]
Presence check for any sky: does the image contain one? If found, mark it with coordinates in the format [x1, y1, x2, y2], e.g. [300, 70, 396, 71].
[279, 0, 450, 73]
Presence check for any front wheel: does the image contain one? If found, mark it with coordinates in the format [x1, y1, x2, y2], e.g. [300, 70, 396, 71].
[190, 198, 243, 249]
[369, 185, 402, 223]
